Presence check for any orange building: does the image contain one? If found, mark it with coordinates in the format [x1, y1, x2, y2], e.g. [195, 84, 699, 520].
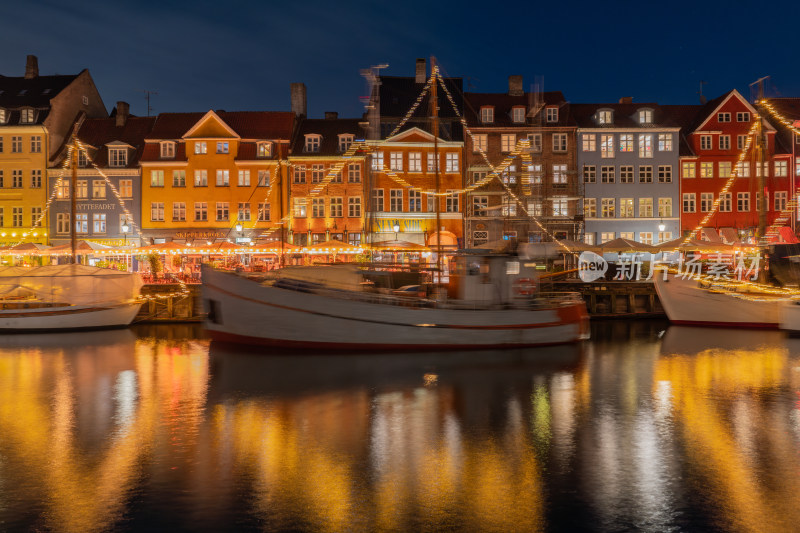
[287, 114, 367, 246]
[139, 110, 294, 245]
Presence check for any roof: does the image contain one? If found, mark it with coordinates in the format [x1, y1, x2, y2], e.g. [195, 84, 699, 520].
[146, 110, 295, 140]
[0, 73, 80, 110]
[289, 118, 367, 156]
[464, 91, 574, 127]
[378, 75, 463, 119]
[660, 104, 703, 156]
[77, 115, 157, 167]
[571, 102, 682, 129]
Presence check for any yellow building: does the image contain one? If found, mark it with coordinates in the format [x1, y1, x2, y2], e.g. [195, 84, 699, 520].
[139, 111, 295, 245]
[0, 55, 106, 247]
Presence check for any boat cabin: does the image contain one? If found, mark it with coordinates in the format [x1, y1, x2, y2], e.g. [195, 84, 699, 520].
[449, 253, 539, 304]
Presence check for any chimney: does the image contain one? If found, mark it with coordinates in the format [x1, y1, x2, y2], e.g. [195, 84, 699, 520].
[291, 83, 307, 118]
[415, 58, 426, 84]
[25, 55, 38, 79]
[619, 96, 633, 104]
[508, 75, 523, 96]
[115, 101, 130, 127]
[324, 111, 338, 120]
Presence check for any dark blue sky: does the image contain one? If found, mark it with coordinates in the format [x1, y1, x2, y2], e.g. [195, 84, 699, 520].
[4, 0, 799, 118]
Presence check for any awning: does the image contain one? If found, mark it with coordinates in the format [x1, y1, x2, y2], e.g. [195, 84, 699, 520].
[719, 227, 740, 244]
[699, 228, 723, 243]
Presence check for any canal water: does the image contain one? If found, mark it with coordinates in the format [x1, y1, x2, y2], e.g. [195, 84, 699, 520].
[1, 321, 799, 532]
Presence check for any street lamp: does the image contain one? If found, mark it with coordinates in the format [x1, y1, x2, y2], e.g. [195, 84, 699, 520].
[121, 218, 129, 246]
[393, 220, 400, 240]
[658, 221, 666, 232]
[235, 222, 243, 233]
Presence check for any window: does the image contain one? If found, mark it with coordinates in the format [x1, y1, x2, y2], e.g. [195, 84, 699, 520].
[382, 151, 401, 172]
[480, 107, 494, 123]
[640, 232, 653, 245]
[238, 170, 250, 186]
[30, 169, 41, 188]
[601, 166, 615, 183]
[502, 195, 517, 217]
[57, 178, 69, 199]
[473, 230, 489, 246]
[30, 136, 41, 153]
[119, 179, 132, 198]
[195, 202, 208, 221]
[553, 164, 567, 184]
[20, 108, 34, 123]
[639, 198, 653, 217]
[71, 212, 88, 233]
[700, 162, 714, 178]
[446, 153, 459, 173]
[348, 233, 362, 247]
[719, 192, 732, 212]
[583, 165, 596, 183]
[172, 170, 186, 187]
[12, 207, 23, 227]
[238, 202, 251, 221]
[109, 148, 127, 167]
[552, 133, 567, 152]
[528, 133, 542, 152]
[552, 198, 569, 217]
[639, 134, 653, 157]
[584, 198, 596, 218]
[501, 165, 517, 184]
[160, 142, 175, 158]
[737, 112, 750, 122]
[639, 109, 653, 124]
[639, 165, 653, 183]
[719, 162, 732, 178]
[736, 162, 750, 177]
[216, 170, 229, 186]
[409, 190, 422, 212]
[173, 202, 186, 222]
[407, 152, 421, 172]
[10, 169, 22, 188]
[582, 134, 596, 152]
[737, 135, 748, 150]
[293, 165, 306, 183]
[195, 141, 207, 154]
[151, 202, 164, 222]
[389, 189, 403, 211]
[216, 141, 229, 154]
[584, 233, 595, 245]
[446, 191, 459, 213]
[658, 198, 673, 217]
[92, 180, 106, 198]
[598, 110, 613, 124]
[311, 164, 325, 183]
[473, 134, 487, 152]
[755, 162, 769, 177]
[718, 112, 731, 123]
[258, 170, 270, 186]
[658, 133, 673, 151]
[700, 193, 713, 212]
[737, 192, 750, 212]
[93, 213, 106, 233]
[372, 189, 384, 211]
[700, 135, 712, 150]
[76, 179, 88, 198]
[330, 197, 343, 218]
[546, 107, 558, 122]
[427, 153, 440, 172]
[194, 170, 208, 186]
[619, 134, 633, 152]
[11, 136, 22, 153]
[600, 232, 615, 243]
[337, 135, 353, 152]
[775, 191, 788, 211]
[658, 165, 672, 183]
[348, 197, 361, 218]
[149, 170, 164, 187]
[472, 195, 488, 216]
[658, 231, 672, 244]
[371, 152, 384, 171]
[620, 232, 635, 241]
[683, 193, 696, 213]
[57, 213, 69, 234]
[601, 198, 615, 218]
[620, 198, 634, 218]
[346, 163, 361, 183]
[216, 202, 229, 221]
[600, 134, 614, 158]
[620, 165, 634, 183]
[682, 162, 696, 178]
[0, 110, 5, 123]
[258, 202, 270, 221]
[308, 198, 324, 218]
[77, 150, 88, 168]
[256, 141, 272, 158]
[512, 107, 526, 123]
[775, 160, 788, 177]
[719, 135, 730, 150]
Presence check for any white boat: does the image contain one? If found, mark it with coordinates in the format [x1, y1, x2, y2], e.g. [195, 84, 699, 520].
[0, 265, 143, 331]
[201, 255, 588, 350]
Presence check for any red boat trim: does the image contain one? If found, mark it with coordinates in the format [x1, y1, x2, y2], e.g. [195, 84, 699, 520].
[204, 281, 585, 331]
[671, 319, 779, 329]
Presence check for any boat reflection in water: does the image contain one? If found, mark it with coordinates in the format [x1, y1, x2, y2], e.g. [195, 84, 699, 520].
[2, 323, 800, 531]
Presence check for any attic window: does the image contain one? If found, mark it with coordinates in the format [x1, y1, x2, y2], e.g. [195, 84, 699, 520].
[338, 134, 354, 152]
[598, 110, 613, 124]
[109, 147, 127, 167]
[20, 108, 34, 124]
[0, 109, 5, 123]
[639, 109, 653, 124]
[257, 142, 272, 158]
[546, 107, 558, 123]
[18, 89, 27, 96]
[304, 134, 321, 153]
[42, 88, 51, 95]
[480, 107, 494, 123]
[78, 150, 88, 167]
[160, 141, 175, 159]
[512, 107, 526, 123]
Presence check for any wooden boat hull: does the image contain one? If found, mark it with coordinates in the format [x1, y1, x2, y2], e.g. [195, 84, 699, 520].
[0, 301, 142, 332]
[201, 267, 588, 349]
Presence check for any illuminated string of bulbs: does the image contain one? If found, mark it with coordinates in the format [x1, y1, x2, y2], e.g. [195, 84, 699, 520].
[759, 99, 800, 137]
[387, 72, 435, 139]
[765, 187, 800, 240]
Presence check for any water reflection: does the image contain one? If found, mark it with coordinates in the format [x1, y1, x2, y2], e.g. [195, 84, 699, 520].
[1, 323, 800, 531]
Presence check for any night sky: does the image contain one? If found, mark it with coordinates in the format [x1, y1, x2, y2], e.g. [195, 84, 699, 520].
[5, 0, 799, 119]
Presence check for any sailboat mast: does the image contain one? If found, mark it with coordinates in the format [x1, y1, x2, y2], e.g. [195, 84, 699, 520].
[756, 79, 768, 241]
[70, 139, 78, 264]
[278, 146, 285, 267]
[430, 57, 442, 284]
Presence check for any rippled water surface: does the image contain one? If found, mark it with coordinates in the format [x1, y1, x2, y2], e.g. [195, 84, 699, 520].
[1, 321, 800, 532]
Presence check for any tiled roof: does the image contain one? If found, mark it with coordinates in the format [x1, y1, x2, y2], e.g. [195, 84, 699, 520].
[77, 115, 157, 167]
[464, 91, 574, 127]
[571, 102, 682, 128]
[140, 142, 187, 162]
[146, 111, 295, 140]
[379, 76, 463, 118]
[660, 104, 703, 156]
[0, 73, 80, 111]
[290, 118, 368, 156]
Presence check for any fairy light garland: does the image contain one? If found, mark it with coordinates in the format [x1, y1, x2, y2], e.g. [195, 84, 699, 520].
[387, 73, 435, 139]
[759, 99, 800, 137]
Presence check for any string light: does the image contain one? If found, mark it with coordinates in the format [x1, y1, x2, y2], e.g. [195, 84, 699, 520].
[758, 99, 800, 137]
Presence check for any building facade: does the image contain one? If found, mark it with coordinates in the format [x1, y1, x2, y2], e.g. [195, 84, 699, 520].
[573, 101, 681, 245]
[464, 77, 580, 246]
[139, 110, 294, 245]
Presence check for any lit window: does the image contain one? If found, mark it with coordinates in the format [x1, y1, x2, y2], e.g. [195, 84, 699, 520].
[639, 198, 653, 217]
[619, 134, 633, 152]
[390, 152, 403, 171]
[598, 110, 613, 124]
[639, 109, 652, 124]
[582, 134, 596, 152]
[194, 170, 208, 186]
[501, 134, 516, 152]
[445, 153, 459, 172]
[257, 142, 271, 158]
[658, 134, 672, 151]
[638, 134, 653, 157]
[601, 198, 615, 218]
[195, 141, 207, 154]
[20, 108, 34, 123]
[109, 148, 127, 167]
[472, 134, 487, 152]
[600, 134, 614, 158]
[682, 162, 696, 178]
[160, 142, 175, 158]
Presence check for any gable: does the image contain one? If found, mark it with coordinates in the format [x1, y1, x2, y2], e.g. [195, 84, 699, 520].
[694, 90, 773, 132]
[384, 126, 440, 144]
[183, 110, 239, 139]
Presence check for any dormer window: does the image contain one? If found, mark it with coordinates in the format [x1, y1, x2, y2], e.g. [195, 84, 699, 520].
[480, 107, 494, 123]
[512, 107, 526, 124]
[598, 110, 613, 125]
[160, 141, 175, 159]
[639, 109, 653, 124]
[257, 141, 272, 158]
[546, 107, 558, 123]
[108, 147, 127, 167]
[78, 151, 88, 167]
[20, 108, 34, 124]
[305, 134, 321, 153]
[0, 109, 5, 123]
[338, 134, 354, 152]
